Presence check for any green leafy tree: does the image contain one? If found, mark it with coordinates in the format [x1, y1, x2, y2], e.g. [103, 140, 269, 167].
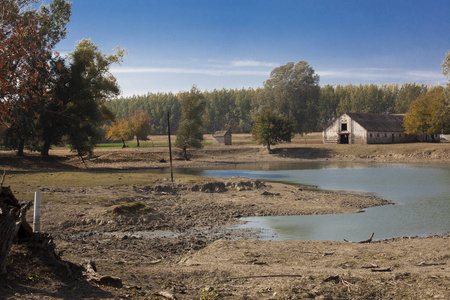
[262, 61, 320, 134]
[63, 39, 124, 157]
[175, 86, 205, 159]
[252, 109, 296, 153]
[38, 56, 71, 156]
[404, 91, 447, 140]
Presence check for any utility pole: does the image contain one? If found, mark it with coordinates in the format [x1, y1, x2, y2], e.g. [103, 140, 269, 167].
[167, 112, 174, 182]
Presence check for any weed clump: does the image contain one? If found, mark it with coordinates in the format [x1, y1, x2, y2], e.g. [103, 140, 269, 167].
[110, 202, 154, 215]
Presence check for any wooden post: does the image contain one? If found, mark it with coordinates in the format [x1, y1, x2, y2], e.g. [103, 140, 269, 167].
[33, 191, 41, 232]
[167, 112, 174, 182]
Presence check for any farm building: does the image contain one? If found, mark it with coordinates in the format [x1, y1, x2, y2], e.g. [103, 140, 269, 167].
[212, 130, 232, 145]
[323, 113, 440, 144]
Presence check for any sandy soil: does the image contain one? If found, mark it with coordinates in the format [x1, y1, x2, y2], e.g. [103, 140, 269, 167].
[0, 137, 449, 299]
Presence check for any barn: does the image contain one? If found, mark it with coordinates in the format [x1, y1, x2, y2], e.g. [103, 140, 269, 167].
[323, 112, 439, 144]
[212, 130, 232, 145]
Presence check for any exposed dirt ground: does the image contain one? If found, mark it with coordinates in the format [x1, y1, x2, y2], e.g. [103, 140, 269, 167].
[0, 135, 449, 299]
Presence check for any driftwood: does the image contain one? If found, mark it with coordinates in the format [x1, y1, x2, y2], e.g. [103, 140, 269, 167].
[344, 232, 375, 243]
[83, 260, 123, 288]
[359, 232, 375, 243]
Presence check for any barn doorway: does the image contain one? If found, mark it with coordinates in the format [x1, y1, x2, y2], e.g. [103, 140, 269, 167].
[340, 134, 349, 144]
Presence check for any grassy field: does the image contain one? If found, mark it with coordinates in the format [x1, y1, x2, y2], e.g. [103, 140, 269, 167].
[99, 132, 323, 147]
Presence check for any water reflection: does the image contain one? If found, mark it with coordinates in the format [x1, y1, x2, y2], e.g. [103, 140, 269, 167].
[178, 162, 450, 241]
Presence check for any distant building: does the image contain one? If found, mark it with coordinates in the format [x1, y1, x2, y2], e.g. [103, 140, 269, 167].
[212, 130, 232, 145]
[323, 112, 439, 144]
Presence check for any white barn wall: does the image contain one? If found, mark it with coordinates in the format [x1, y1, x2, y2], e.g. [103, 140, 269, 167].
[351, 119, 366, 144]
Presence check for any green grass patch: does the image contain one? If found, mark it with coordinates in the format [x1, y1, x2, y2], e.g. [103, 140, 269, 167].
[110, 202, 154, 215]
[96, 142, 168, 147]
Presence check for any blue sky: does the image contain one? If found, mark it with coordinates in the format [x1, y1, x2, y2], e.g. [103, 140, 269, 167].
[55, 0, 450, 97]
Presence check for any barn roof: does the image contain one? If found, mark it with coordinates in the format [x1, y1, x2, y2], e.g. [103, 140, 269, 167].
[212, 130, 231, 137]
[346, 113, 405, 132]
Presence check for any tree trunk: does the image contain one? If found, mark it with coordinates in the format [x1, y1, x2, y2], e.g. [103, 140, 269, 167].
[16, 139, 25, 156]
[0, 186, 32, 274]
[136, 137, 140, 147]
[41, 138, 51, 156]
[267, 144, 272, 154]
[121, 138, 126, 148]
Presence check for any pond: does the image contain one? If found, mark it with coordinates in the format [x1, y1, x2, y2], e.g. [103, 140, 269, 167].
[177, 162, 450, 241]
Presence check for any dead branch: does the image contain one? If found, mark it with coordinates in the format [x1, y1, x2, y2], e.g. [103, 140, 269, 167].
[362, 264, 380, 269]
[359, 232, 375, 243]
[231, 274, 303, 279]
[371, 267, 392, 272]
[344, 232, 375, 243]
[341, 278, 353, 292]
[417, 262, 446, 267]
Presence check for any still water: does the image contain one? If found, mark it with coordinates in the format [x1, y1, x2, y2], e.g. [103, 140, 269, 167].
[178, 162, 450, 241]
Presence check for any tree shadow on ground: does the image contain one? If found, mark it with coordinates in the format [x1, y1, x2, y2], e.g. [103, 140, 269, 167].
[271, 147, 334, 159]
[0, 153, 79, 171]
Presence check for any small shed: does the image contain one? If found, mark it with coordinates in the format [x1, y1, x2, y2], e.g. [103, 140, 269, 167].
[212, 130, 232, 145]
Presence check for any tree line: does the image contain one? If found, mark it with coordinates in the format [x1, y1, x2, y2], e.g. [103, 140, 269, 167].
[106, 81, 444, 135]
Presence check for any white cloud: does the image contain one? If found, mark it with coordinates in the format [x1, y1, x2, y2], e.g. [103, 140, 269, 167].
[111, 66, 270, 77]
[110, 58, 278, 78]
[231, 60, 278, 68]
[317, 68, 446, 84]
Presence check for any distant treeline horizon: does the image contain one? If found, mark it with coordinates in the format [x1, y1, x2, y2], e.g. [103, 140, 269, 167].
[106, 83, 444, 135]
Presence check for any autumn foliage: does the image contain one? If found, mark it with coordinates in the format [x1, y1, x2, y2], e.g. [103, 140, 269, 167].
[0, 0, 49, 118]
